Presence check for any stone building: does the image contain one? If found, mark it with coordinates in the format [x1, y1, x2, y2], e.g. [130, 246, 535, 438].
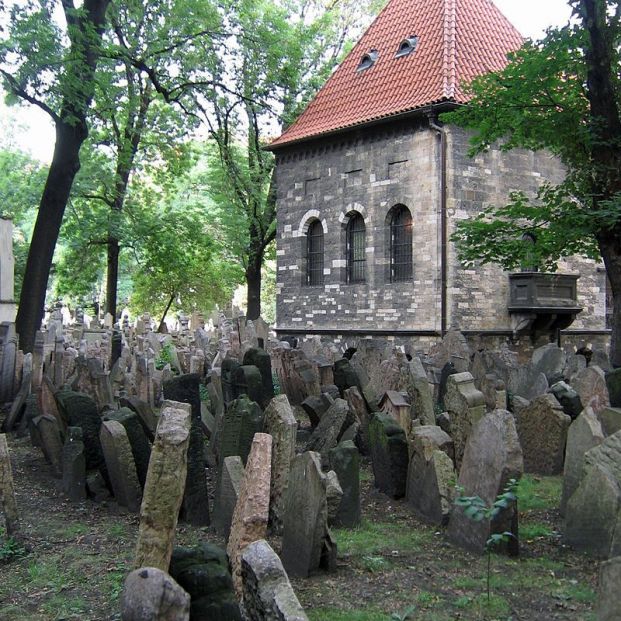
[268, 0, 610, 351]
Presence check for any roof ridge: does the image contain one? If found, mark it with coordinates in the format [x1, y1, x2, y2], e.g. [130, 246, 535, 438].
[443, 0, 457, 99]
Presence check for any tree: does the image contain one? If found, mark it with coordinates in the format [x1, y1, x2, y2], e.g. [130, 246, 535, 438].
[1, 0, 111, 352]
[443, 0, 621, 367]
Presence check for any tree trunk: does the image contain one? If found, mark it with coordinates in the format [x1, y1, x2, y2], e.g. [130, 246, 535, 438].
[599, 231, 621, 368]
[15, 123, 86, 353]
[106, 237, 120, 320]
[158, 293, 176, 332]
[245, 255, 262, 320]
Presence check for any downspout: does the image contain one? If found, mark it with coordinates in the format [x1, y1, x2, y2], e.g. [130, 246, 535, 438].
[429, 115, 448, 336]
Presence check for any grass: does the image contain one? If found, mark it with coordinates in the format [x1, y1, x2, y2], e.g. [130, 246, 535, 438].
[334, 519, 436, 557]
[453, 593, 511, 618]
[308, 608, 391, 621]
[520, 522, 554, 540]
[518, 475, 561, 512]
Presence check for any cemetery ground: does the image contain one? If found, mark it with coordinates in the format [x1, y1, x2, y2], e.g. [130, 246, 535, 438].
[0, 433, 598, 621]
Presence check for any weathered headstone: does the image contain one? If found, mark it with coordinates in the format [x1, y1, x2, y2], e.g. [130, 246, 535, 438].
[62, 426, 86, 502]
[0, 322, 17, 403]
[241, 539, 309, 621]
[121, 567, 190, 621]
[368, 413, 409, 499]
[448, 410, 523, 555]
[597, 556, 621, 621]
[444, 372, 485, 467]
[605, 367, 621, 408]
[342, 386, 370, 453]
[565, 430, 621, 557]
[305, 398, 351, 458]
[213, 456, 244, 540]
[227, 432, 272, 596]
[560, 408, 604, 515]
[328, 441, 361, 528]
[100, 420, 142, 512]
[325, 469, 343, 526]
[549, 381, 583, 420]
[281, 451, 336, 578]
[572, 365, 610, 415]
[169, 543, 241, 621]
[598, 406, 621, 436]
[515, 394, 571, 475]
[163, 374, 210, 526]
[120, 396, 158, 442]
[134, 401, 191, 570]
[263, 395, 297, 534]
[0, 434, 19, 535]
[532, 344, 566, 385]
[507, 364, 548, 402]
[219, 395, 264, 466]
[243, 348, 275, 409]
[33, 414, 64, 478]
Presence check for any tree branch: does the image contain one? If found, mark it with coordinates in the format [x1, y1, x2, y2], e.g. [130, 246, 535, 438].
[0, 70, 60, 124]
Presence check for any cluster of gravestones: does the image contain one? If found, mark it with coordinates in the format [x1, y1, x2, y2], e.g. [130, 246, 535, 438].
[3, 308, 621, 619]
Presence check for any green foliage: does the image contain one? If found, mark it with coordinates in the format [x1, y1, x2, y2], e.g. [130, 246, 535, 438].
[0, 532, 27, 564]
[308, 609, 391, 621]
[154, 343, 176, 371]
[390, 604, 417, 620]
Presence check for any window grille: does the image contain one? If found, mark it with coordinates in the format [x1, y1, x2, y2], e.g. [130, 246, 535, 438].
[306, 220, 324, 286]
[390, 206, 412, 282]
[346, 214, 366, 283]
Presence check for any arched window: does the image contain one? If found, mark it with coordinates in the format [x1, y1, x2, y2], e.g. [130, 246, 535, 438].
[390, 205, 412, 282]
[346, 214, 366, 283]
[306, 220, 324, 286]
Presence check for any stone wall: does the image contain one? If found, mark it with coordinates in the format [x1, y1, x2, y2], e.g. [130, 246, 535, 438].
[274, 119, 608, 340]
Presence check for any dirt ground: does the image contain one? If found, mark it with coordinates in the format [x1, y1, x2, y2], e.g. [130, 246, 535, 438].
[0, 430, 599, 621]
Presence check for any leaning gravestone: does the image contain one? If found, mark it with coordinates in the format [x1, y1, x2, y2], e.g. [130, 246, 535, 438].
[515, 394, 571, 475]
[406, 426, 455, 526]
[33, 414, 64, 478]
[532, 344, 566, 385]
[263, 395, 297, 534]
[163, 374, 210, 526]
[169, 543, 241, 621]
[241, 539, 308, 621]
[62, 427, 86, 502]
[572, 365, 610, 415]
[134, 401, 191, 571]
[100, 420, 142, 512]
[242, 348, 275, 409]
[368, 413, 409, 499]
[507, 364, 548, 402]
[0, 434, 19, 535]
[281, 451, 336, 578]
[328, 440, 361, 528]
[121, 567, 190, 621]
[560, 408, 604, 516]
[549, 381, 583, 420]
[120, 396, 158, 443]
[598, 406, 621, 436]
[103, 408, 151, 488]
[232, 364, 264, 408]
[444, 372, 485, 468]
[565, 430, 621, 557]
[227, 432, 272, 596]
[305, 398, 351, 458]
[448, 410, 523, 555]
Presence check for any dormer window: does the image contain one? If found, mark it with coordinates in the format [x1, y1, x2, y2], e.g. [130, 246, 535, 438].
[395, 36, 418, 58]
[357, 49, 378, 72]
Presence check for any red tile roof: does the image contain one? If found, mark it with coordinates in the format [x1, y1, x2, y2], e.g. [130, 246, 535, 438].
[269, 0, 522, 149]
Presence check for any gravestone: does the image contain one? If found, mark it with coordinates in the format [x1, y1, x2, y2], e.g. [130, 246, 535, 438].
[300, 395, 328, 428]
[343, 386, 371, 454]
[549, 381, 583, 419]
[406, 426, 455, 525]
[507, 364, 548, 402]
[532, 344, 566, 385]
[169, 543, 241, 621]
[263, 395, 297, 534]
[572, 365, 610, 415]
[437, 362, 457, 410]
[222, 358, 242, 406]
[328, 440, 361, 528]
[2, 369, 31, 432]
[219, 395, 264, 466]
[368, 413, 409, 499]
[515, 394, 571, 475]
[565, 430, 621, 557]
[0, 434, 19, 535]
[213, 456, 244, 540]
[606, 367, 621, 408]
[134, 401, 191, 571]
[120, 396, 158, 442]
[598, 406, 621, 436]
[597, 556, 621, 621]
[62, 426, 86, 502]
[325, 470, 343, 526]
[163, 374, 210, 526]
[305, 398, 351, 458]
[333, 358, 362, 396]
[241, 540, 308, 621]
[444, 372, 485, 468]
[227, 432, 272, 596]
[0, 322, 17, 403]
[103, 408, 151, 488]
[560, 408, 604, 516]
[39, 375, 66, 432]
[448, 410, 523, 555]
[242, 348, 274, 409]
[232, 364, 264, 407]
[34, 414, 64, 478]
[121, 567, 190, 621]
[281, 451, 336, 578]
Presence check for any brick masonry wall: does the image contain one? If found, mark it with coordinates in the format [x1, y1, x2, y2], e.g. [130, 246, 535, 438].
[274, 120, 607, 337]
